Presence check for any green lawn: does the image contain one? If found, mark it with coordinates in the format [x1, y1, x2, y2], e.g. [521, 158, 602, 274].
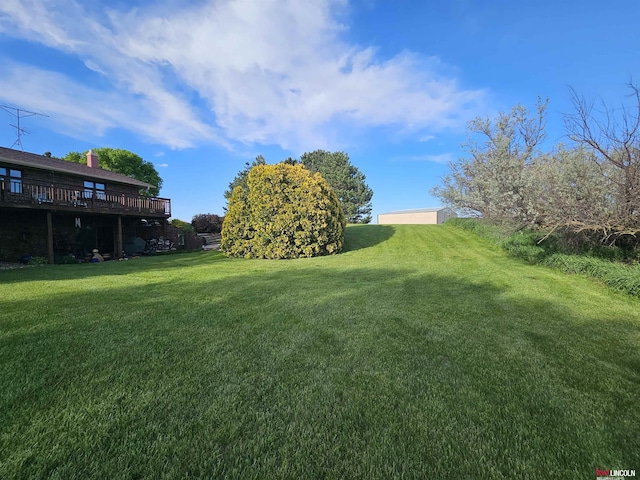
[1, 224, 639, 479]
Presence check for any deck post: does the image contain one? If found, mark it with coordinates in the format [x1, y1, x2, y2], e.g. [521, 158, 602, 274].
[117, 215, 123, 259]
[46, 211, 54, 264]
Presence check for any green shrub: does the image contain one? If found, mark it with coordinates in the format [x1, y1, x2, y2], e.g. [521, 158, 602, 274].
[27, 256, 48, 266]
[501, 231, 548, 263]
[169, 218, 194, 234]
[221, 163, 346, 259]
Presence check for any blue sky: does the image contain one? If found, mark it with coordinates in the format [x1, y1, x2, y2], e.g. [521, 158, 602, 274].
[0, 0, 638, 222]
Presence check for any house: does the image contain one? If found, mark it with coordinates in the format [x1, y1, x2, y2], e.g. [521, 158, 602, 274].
[0, 147, 172, 263]
[377, 207, 457, 225]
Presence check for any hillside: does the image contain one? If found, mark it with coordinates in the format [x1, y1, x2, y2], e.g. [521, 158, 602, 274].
[1, 224, 638, 478]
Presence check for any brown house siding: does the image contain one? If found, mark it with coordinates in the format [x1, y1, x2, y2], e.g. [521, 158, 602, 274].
[1, 210, 126, 261]
[0, 210, 49, 261]
[0, 148, 173, 263]
[0, 162, 146, 198]
[0, 211, 203, 262]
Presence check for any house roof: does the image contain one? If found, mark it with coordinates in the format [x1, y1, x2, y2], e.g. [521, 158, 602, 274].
[0, 147, 153, 189]
[379, 207, 452, 215]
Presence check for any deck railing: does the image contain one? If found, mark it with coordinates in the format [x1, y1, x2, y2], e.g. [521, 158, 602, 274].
[0, 180, 171, 217]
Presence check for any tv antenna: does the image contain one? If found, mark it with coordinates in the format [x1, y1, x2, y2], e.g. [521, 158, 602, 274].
[1, 105, 49, 150]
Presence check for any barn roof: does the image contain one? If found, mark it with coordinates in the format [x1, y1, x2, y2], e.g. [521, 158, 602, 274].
[379, 207, 451, 215]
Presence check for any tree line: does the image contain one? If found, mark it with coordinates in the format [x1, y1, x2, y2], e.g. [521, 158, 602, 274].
[60, 146, 373, 237]
[225, 150, 373, 224]
[432, 84, 640, 252]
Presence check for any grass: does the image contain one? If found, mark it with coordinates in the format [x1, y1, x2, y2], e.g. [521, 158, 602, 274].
[1, 224, 639, 479]
[450, 218, 640, 298]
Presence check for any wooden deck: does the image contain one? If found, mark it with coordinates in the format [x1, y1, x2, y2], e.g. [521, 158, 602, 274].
[0, 181, 171, 218]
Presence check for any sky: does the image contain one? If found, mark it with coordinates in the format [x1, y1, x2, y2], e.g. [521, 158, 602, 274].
[0, 0, 639, 223]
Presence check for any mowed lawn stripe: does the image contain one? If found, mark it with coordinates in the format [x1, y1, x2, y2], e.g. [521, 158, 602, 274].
[0, 224, 638, 479]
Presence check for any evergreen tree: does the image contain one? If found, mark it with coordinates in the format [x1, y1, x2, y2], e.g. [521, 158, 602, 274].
[222, 162, 346, 259]
[223, 155, 266, 202]
[301, 150, 373, 224]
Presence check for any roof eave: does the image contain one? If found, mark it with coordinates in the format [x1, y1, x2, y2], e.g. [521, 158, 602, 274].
[0, 156, 153, 189]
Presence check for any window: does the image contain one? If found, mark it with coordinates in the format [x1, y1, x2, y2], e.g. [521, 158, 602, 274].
[10, 170, 22, 193]
[84, 181, 106, 200]
[0, 167, 22, 193]
[95, 183, 106, 200]
[83, 181, 93, 199]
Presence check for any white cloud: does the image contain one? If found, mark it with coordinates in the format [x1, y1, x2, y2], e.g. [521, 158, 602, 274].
[0, 60, 219, 148]
[0, 0, 485, 150]
[156, 163, 169, 168]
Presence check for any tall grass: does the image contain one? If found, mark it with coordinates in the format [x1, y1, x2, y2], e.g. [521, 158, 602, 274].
[449, 218, 640, 298]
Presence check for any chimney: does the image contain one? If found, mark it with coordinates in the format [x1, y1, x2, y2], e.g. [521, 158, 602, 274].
[87, 150, 99, 168]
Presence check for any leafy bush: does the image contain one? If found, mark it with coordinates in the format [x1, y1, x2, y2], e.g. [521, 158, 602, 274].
[169, 218, 194, 233]
[501, 231, 549, 263]
[192, 214, 224, 234]
[221, 163, 346, 259]
[27, 256, 48, 266]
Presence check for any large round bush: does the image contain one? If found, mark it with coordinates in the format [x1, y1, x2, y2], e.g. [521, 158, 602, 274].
[221, 163, 346, 259]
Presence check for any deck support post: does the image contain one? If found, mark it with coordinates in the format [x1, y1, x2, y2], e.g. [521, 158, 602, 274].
[117, 215, 123, 259]
[46, 211, 54, 264]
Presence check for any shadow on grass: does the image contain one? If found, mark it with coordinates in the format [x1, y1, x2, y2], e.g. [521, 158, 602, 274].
[1, 264, 639, 478]
[341, 224, 395, 253]
[0, 225, 395, 284]
[0, 250, 227, 284]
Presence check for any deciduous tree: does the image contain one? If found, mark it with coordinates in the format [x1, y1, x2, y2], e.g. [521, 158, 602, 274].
[564, 83, 640, 241]
[191, 214, 224, 234]
[64, 148, 163, 196]
[529, 146, 611, 235]
[432, 99, 548, 227]
[169, 218, 192, 231]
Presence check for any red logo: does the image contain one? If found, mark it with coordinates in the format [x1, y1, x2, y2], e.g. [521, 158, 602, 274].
[596, 469, 610, 477]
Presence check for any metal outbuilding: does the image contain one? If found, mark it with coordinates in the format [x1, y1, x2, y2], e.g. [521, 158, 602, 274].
[377, 207, 457, 225]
